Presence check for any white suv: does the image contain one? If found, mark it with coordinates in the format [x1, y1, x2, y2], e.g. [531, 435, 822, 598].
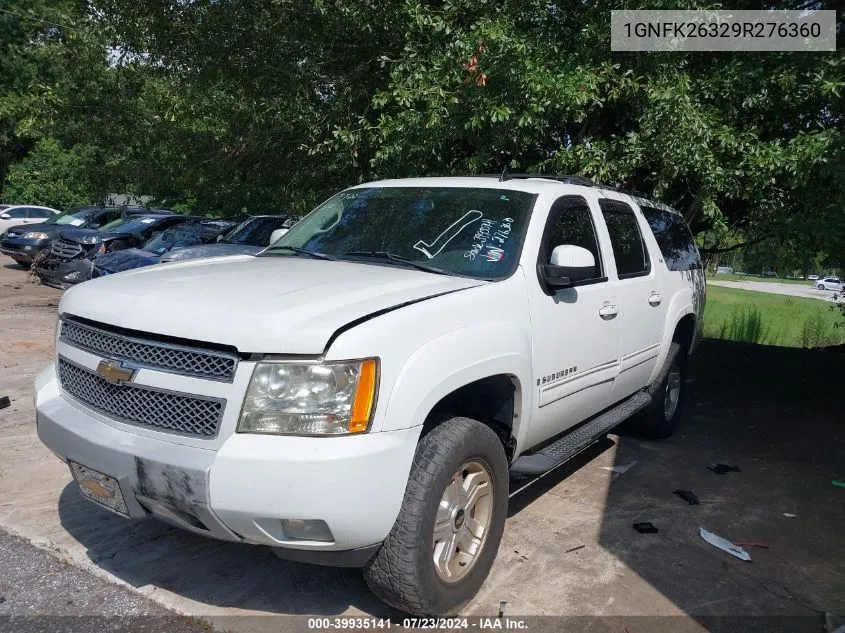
[35, 176, 704, 615]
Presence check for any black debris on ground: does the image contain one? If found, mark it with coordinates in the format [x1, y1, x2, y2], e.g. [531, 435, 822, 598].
[673, 489, 700, 505]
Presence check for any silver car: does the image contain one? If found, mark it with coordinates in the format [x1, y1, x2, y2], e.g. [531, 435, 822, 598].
[815, 276, 843, 291]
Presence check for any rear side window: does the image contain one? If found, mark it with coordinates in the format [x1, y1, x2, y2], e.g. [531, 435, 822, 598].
[599, 200, 650, 278]
[640, 206, 701, 271]
[27, 208, 54, 218]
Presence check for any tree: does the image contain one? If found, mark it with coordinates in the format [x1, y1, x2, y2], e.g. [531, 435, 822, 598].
[3, 137, 95, 209]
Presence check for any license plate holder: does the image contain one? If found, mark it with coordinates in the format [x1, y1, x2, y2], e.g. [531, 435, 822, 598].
[69, 461, 129, 516]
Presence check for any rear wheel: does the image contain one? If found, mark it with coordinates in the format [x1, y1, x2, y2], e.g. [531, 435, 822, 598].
[624, 342, 687, 439]
[818, 284, 826, 290]
[364, 417, 508, 616]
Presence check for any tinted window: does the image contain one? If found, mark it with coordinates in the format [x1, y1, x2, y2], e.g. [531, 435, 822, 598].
[6, 208, 28, 219]
[27, 208, 54, 218]
[142, 220, 236, 254]
[53, 210, 91, 226]
[265, 187, 537, 280]
[223, 216, 294, 246]
[541, 196, 603, 281]
[599, 200, 650, 278]
[99, 216, 166, 233]
[640, 206, 701, 271]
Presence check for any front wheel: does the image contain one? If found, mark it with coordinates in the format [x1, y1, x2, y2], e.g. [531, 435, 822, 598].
[364, 417, 508, 616]
[818, 284, 826, 290]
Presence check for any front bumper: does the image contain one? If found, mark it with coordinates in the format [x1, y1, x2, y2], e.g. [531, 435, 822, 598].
[35, 258, 93, 288]
[35, 364, 419, 564]
[0, 238, 50, 263]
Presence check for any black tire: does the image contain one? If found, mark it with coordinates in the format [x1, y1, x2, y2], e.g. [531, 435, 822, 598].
[11, 258, 31, 269]
[624, 342, 687, 439]
[364, 417, 508, 616]
[818, 284, 825, 290]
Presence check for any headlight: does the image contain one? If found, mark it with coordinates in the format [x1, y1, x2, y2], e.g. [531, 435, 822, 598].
[237, 359, 378, 436]
[22, 231, 49, 239]
[82, 235, 100, 244]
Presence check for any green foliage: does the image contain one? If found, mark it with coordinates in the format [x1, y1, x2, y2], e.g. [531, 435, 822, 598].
[4, 138, 94, 209]
[704, 285, 843, 348]
[0, 0, 843, 242]
[799, 310, 837, 348]
[716, 306, 774, 346]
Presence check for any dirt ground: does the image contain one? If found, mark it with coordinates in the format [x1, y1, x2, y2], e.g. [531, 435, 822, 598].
[1, 261, 844, 633]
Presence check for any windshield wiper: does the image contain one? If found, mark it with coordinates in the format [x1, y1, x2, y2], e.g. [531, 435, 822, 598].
[267, 246, 338, 260]
[342, 251, 450, 275]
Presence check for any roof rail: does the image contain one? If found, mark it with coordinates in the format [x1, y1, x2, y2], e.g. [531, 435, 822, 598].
[479, 173, 627, 191]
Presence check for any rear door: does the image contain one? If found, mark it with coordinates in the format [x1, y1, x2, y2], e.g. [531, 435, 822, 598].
[597, 197, 666, 400]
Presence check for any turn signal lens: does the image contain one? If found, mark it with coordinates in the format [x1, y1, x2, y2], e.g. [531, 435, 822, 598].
[349, 359, 378, 433]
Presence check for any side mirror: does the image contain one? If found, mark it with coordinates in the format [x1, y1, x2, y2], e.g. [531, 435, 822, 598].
[89, 223, 101, 230]
[539, 245, 596, 288]
[216, 234, 225, 242]
[0, 213, 10, 220]
[269, 228, 288, 244]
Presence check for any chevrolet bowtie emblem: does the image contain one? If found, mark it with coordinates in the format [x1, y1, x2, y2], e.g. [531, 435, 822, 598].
[96, 359, 135, 385]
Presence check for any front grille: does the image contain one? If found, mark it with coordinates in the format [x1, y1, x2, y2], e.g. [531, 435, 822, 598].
[58, 358, 224, 438]
[51, 239, 85, 260]
[60, 318, 237, 382]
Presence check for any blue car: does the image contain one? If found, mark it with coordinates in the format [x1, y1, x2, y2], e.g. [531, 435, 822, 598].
[35, 214, 192, 288]
[91, 218, 240, 278]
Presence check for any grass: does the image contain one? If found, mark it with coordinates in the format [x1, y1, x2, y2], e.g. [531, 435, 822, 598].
[703, 285, 843, 347]
[707, 272, 812, 285]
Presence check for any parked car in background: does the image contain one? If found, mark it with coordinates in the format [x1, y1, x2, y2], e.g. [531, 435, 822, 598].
[715, 266, 733, 274]
[0, 206, 170, 268]
[762, 270, 778, 277]
[0, 205, 60, 233]
[815, 276, 843, 291]
[808, 274, 819, 280]
[90, 218, 239, 278]
[161, 215, 299, 263]
[35, 214, 192, 288]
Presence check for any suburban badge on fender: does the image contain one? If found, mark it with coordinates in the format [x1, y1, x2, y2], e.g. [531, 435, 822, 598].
[96, 359, 135, 385]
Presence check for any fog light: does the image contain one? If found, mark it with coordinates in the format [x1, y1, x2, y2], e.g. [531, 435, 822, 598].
[281, 519, 334, 542]
[64, 271, 82, 281]
[24, 246, 32, 251]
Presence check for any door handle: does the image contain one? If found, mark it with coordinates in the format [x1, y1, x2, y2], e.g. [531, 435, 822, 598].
[599, 304, 618, 319]
[648, 293, 662, 306]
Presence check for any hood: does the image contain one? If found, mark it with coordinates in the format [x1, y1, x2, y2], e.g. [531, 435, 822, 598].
[93, 248, 160, 272]
[60, 227, 137, 244]
[4, 222, 66, 238]
[60, 256, 485, 354]
[161, 243, 263, 262]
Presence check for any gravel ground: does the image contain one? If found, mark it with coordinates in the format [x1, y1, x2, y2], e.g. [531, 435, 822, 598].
[0, 527, 210, 633]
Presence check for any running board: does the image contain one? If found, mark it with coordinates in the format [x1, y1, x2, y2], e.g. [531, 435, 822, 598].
[510, 391, 651, 477]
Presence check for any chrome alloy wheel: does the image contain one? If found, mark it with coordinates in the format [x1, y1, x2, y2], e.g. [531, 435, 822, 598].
[432, 460, 494, 583]
[664, 366, 682, 420]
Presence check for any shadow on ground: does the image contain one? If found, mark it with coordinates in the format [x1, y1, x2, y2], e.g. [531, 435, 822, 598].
[594, 339, 845, 632]
[57, 339, 845, 627]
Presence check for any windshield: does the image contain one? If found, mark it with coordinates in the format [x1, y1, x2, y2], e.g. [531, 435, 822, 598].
[222, 216, 293, 246]
[98, 216, 162, 233]
[262, 187, 536, 279]
[142, 221, 234, 255]
[49, 209, 93, 227]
